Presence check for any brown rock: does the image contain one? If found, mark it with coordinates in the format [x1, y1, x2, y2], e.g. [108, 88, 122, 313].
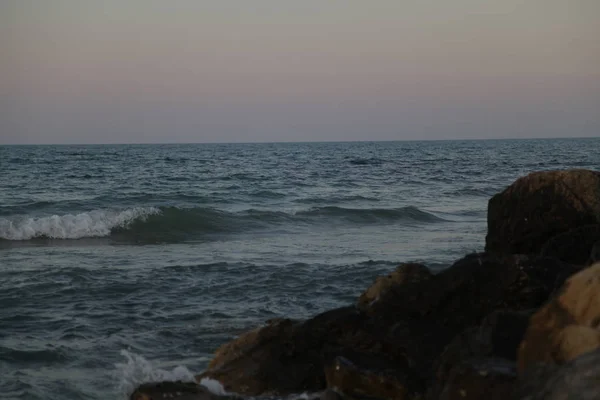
[437, 358, 517, 400]
[485, 169, 600, 255]
[206, 318, 299, 371]
[357, 263, 432, 311]
[518, 263, 600, 372]
[540, 224, 600, 265]
[324, 354, 418, 400]
[198, 307, 388, 396]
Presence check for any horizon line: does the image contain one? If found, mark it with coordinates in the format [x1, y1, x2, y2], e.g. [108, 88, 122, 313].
[1, 135, 598, 146]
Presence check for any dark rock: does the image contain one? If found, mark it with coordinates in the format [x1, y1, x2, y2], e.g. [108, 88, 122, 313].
[485, 169, 600, 255]
[437, 358, 517, 400]
[198, 253, 578, 397]
[324, 352, 420, 400]
[129, 381, 240, 400]
[197, 307, 398, 396]
[515, 348, 600, 399]
[357, 263, 432, 311]
[369, 253, 579, 381]
[430, 309, 532, 398]
[540, 224, 600, 265]
[518, 263, 600, 372]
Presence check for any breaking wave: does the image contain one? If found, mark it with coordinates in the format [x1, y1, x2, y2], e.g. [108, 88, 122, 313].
[0, 207, 160, 240]
[0, 205, 447, 242]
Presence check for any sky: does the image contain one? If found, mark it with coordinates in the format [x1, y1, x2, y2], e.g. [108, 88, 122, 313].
[1, 0, 599, 144]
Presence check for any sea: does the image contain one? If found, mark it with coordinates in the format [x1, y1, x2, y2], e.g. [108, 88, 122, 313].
[1, 138, 598, 400]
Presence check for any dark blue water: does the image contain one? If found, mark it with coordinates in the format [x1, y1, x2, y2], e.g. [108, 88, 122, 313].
[1, 139, 598, 399]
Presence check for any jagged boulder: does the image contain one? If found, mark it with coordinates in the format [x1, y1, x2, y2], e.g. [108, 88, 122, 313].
[486, 169, 600, 255]
[518, 262, 600, 372]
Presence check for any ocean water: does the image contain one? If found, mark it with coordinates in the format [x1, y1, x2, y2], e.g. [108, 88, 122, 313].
[1, 139, 598, 399]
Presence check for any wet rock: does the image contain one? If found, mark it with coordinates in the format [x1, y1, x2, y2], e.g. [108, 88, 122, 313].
[515, 347, 600, 399]
[130, 381, 240, 400]
[518, 262, 600, 372]
[357, 263, 432, 311]
[437, 358, 517, 400]
[540, 224, 600, 265]
[485, 169, 600, 255]
[324, 354, 419, 400]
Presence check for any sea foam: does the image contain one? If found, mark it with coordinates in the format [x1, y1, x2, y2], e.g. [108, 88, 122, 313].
[115, 350, 197, 399]
[0, 207, 160, 240]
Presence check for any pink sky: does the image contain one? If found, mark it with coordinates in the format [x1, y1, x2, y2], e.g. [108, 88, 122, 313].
[2, 0, 599, 143]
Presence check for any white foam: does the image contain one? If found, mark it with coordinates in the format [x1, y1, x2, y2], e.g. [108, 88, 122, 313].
[114, 350, 196, 399]
[114, 350, 318, 400]
[0, 207, 160, 240]
[199, 377, 228, 395]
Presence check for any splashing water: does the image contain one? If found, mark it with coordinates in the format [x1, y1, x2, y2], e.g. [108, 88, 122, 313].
[114, 350, 196, 399]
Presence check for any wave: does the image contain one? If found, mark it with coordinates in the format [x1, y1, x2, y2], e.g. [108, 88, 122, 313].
[297, 206, 447, 223]
[0, 205, 447, 242]
[294, 194, 380, 204]
[0, 208, 160, 240]
[346, 157, 385, 166]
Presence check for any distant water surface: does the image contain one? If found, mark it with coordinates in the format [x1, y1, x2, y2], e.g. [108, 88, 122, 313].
[1, 139, 598, 399]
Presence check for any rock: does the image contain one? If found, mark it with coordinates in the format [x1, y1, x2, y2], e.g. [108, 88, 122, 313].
[205, 318, 299, 371]
[323, 353, 420, 400]
[199, 254, 578, 397]
[437, 358, 517, 400]
[540, 224, 600, 265]
[430, 309, 532, 398]
[518, 263, 600, 372]
[129, 381, 240, 400]
[515, 348, 600, 399]
[198, 307, 394, 396]
[485, 169, 600, 255]
[369, 253, 578, 380]
[357, 263, 432, 311]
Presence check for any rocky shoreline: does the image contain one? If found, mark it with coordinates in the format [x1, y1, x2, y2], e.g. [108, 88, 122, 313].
[131, 169, 600, 400]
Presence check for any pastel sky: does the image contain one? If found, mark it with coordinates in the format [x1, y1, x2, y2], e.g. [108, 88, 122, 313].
[1, 0, 599, 144]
